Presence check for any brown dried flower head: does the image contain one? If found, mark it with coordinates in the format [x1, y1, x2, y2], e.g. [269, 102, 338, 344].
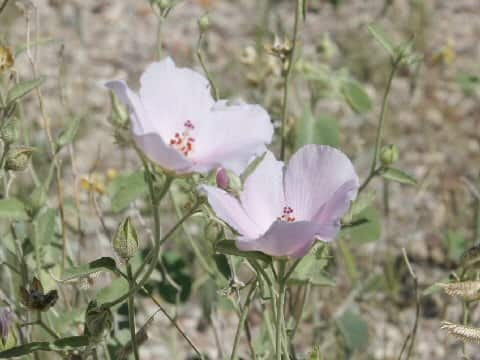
[20, 277, 58, 312]
[439, 281, 480, 301]
[441, 321, 480, 343]
[0, 46, 14, 74]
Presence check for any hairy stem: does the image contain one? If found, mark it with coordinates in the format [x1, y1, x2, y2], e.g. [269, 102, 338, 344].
[231, 280, 257, 360]
[127, 263, 140, 360]
[276, 261, 287, 360]
[280, 0, 302, 161]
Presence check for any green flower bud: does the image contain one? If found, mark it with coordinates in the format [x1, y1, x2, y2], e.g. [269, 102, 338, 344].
[5, 146, 34, 171]
[198, 14, 210, 33]
[379, 144, 399, 166]
[205, 220, 223, 243]
[113, 217, 139, 261]
[110, 92, 129, 128]
[0, 120, 18, 144]
[154, 0, 172, 11]
[85, 301, 113, 342]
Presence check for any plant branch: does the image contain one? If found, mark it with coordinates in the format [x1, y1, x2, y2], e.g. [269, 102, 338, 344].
[127, 263, 140, 360]
[231, 280, 257, 360]
[280, 0, 302, 161]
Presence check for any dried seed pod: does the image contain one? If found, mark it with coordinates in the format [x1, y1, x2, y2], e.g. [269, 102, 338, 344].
[85, 300, 113, 342]
[439, 281, 480, 301]
[441, 321, 480, 343]
[5, 146, 35, 172]
[19, 277, 58, 312]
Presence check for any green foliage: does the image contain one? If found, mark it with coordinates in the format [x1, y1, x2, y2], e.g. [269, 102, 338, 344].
[457, 72, 479, 96]
[108, 170, 148, 212]
[0, 198, 29, 220]
[155, 250, 193, 304]
[381, 167, 417, 186]
[55, 116, 81, 151]
[367, 24, 396, 58]
[215, 240, 272, 263]
[63, 257, 120, 282]
[342, 206, 381, 244]
[294, 110, 340, 149]
[341, 80, 372, 114]
[0, 336, 89, 358]
[6, 76, 46, 104]
[289, 244, 335, 286]
[444, 230, 467, 263]
[336, 307, 369, 351]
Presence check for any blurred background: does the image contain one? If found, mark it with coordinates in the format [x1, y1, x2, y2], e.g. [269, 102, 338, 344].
[1, 0, 480, 358]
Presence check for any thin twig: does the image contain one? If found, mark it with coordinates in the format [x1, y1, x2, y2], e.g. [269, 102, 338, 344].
[231, 280, 258, 360]
[24, 5, 69, 274]
[280, 0, 302, 161]
[0, 0, 9, 15]
[398, 248, 420, 360]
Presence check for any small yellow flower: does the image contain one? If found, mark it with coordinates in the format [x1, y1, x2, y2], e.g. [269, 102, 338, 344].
[80, 175, 106, 195]
[432, 38, 456, 65]
[0, 45, 14, 74]
[106, 168, 118, 181]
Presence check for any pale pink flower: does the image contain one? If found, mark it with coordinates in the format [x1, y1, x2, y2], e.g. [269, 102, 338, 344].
[106, 57, 273, 175]
[201, 145, 359, 258]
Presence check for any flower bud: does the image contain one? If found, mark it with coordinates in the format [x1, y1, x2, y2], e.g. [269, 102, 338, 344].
[113, 217, 139, 261]
[5, 146, 34, 171]
[205, 220, 223, 242]
[198, 14, 210, 33]
[152, 0, 171, 11]
[215, 167, 229, 190]
[85, 301, 113, 342]
[379, 144, 399, 166]
[110, 92, 129, 128]
[0, 120, 18, 145]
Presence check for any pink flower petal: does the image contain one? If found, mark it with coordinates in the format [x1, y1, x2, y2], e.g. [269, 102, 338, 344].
[284, 145, 359, 221]
[105, 80, 149, 135]
[200, 185, 261, 239]
[135, 133, 193, 173]
[237, 220, 337, 258]
[239, 151, 285, 233]
[193, 101, 273, 174]
[314, 179, 359, 229]
[139, 58, 214, 140]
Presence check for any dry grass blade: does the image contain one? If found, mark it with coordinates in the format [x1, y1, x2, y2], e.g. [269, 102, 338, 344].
[441, 321, 480, 343]
[439, 281, 480, 301]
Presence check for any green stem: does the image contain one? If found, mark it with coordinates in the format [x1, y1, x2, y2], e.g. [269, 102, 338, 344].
[279, 0, 302, 161]
[463, 301, 470, 358]
[361, 59, 400, 192]
[276, 261, 287, 360]
[170, 190, 215, 276]
[196, 33, 219, 100]
[106, 199, 200, 308]
[132, 174, 172, 280]
[474, 197, 480, 244]
[0, 0, 9, 16]
[231, 280, 258, 360]
[127, 263, 140, 360]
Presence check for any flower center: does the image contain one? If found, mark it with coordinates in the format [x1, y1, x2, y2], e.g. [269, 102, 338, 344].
[279, 206, 296, 223]
[169, 120, 196, 156]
